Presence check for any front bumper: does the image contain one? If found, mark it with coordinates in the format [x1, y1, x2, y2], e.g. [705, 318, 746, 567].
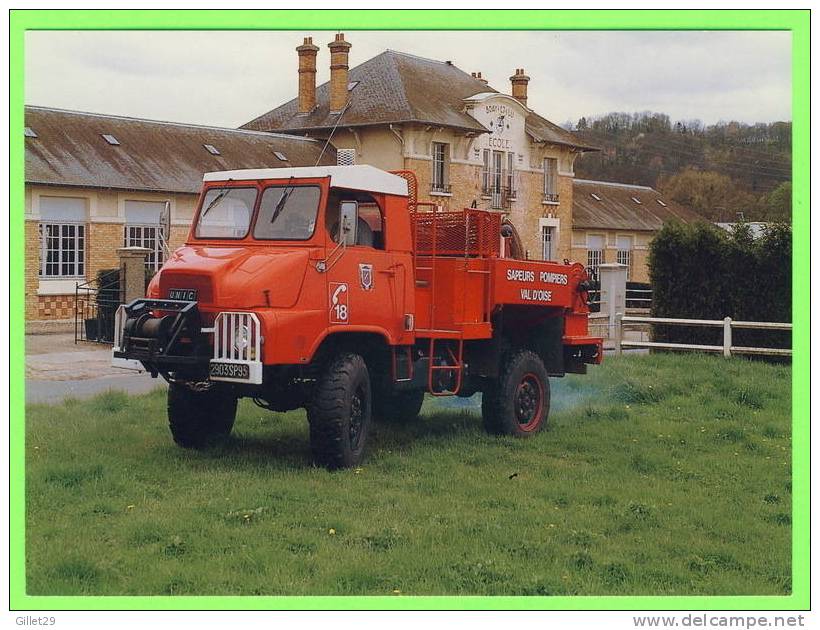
[112, 299, 263, 384]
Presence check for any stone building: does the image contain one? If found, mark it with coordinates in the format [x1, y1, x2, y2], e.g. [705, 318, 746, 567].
[241, 35, 598, 262]
[571, 179, 702, 283]
[24, 106, 334, 325]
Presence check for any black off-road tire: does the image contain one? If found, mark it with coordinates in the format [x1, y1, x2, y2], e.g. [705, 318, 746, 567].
[307, 353, 372, 469]
[482, 350, 550, 437]
[167, 382, 238, 448]
[372, 381, 425, 424]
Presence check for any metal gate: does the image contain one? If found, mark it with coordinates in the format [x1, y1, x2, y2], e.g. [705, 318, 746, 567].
[74, 269, 123, 343]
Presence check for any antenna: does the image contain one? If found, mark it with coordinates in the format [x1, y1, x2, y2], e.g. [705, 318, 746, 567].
[315, 99, 352, 166]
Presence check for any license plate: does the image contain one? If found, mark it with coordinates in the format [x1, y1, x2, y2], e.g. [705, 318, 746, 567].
[210, 362, 250, 380]
[169, 288, 197, 301]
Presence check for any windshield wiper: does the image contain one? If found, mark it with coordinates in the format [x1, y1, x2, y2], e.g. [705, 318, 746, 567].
[201, 188, 230, 218]
[270, 178, 295, 223]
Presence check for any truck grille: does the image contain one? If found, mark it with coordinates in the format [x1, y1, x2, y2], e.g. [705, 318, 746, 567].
[213, 312, 261, 362]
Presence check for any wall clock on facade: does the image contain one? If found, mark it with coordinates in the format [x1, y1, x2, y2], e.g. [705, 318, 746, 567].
[490, 115, 510, 135]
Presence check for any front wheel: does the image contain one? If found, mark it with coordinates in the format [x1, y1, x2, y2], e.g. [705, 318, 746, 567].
[482, 350, 550, 437]
[307, 353, 372, 469]
[167, 382, 237, 448]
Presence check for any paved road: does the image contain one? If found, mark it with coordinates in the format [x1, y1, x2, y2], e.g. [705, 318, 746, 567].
[26, 373, 167, 405]
[25, 333, 167, 404]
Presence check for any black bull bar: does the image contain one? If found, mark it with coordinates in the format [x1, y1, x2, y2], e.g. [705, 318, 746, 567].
[114, 298, 211, 376]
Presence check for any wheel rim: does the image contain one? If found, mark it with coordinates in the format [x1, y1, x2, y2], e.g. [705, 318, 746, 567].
[515, 373, 544, 431]
[349, 385, 366, 449]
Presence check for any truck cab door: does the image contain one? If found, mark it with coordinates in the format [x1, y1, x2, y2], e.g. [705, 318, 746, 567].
[324, 198, 403, 342]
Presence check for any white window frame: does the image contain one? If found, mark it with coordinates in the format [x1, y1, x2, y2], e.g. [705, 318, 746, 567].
[39, 221, 86, 279]
[431, 142, 449, 192]
[481, 149, 491, 194]
[541, 225, 555, 261]
[616, 235, 633, 279]
[490, 150, 504, 209]
[124, 224, 165, 272]
[539, 217, 560, 262]
[543, 157, 558, 203]
[506, 152, 516, 197]
[586, 233, 605, 278]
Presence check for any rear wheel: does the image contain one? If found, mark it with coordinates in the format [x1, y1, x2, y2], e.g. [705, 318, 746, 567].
[167, 382, 237, 448]
[308, 353, 372, 469]
[482, 350, 550, 437]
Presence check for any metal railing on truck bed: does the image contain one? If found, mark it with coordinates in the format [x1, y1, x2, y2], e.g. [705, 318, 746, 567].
[411, 207, 502, 258]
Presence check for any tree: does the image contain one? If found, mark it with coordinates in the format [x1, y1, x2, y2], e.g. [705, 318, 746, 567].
[649, 221, 791, 349]
[762, 182, 792, 222]
[574, 112, 790, 196]
[659, 168, 755, 222]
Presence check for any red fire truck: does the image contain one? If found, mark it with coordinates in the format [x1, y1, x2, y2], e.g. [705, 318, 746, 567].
[114, 166, 602, 468]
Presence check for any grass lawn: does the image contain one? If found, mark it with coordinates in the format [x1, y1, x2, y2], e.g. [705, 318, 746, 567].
[25, 353, 792, 596]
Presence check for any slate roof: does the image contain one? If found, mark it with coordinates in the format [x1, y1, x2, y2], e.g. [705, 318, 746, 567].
[573, 179, 702, 231]
[25, 106, 335, 194]
[241, 50, 596, 151]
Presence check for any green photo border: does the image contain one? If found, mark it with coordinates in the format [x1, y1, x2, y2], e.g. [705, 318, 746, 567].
[9, 8, 810, 611]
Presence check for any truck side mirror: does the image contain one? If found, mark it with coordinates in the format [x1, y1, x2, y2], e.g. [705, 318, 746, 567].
[340, 200, 358, 246]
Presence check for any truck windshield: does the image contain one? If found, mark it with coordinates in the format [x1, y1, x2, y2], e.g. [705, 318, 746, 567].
[254, 185, 321, 240]
[195, 187, 256, 239]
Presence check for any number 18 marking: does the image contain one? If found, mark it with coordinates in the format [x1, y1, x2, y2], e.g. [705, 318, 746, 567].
[329, 283, 349, 324]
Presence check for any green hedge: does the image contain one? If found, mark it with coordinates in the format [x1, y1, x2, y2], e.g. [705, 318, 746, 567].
[648, 221, 791, 352]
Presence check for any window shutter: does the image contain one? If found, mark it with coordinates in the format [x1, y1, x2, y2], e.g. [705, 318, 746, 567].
[39, 197, 86, 222]
[125, 200, 165, 224]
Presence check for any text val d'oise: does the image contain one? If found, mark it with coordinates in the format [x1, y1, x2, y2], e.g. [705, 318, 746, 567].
[505, 268, 568, 303]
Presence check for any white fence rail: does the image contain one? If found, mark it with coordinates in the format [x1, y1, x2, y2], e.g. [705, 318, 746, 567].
[613, 314, 791, 358]
[625, 286, 652, 307]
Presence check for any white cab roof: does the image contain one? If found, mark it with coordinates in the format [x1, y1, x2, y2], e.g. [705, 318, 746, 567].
[203, 165, 409, 197]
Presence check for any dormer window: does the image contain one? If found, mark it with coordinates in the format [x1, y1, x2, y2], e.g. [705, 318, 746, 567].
[101, 134, 120, 145]
[25, 127, 37, 138]
[656, 199, 668, 207]
[590, 193, 601, 201]
[631, 196, 642, 204]
[273, 151, 288, 161]
[203, 144, 220, 155]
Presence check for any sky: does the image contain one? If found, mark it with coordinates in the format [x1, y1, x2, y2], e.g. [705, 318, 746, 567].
[25, 30, 792, 129]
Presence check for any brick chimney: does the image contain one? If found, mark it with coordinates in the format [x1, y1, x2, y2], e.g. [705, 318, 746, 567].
[510, 68, 530, 106]
[296, 37, 320, 113]
[328, 33, 352, 112]
[471, 71, 489, 86]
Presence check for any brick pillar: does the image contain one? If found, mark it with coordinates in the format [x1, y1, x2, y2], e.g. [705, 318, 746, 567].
[297, 36, 320, 113]
[510, 68, 530, 107]
[328, 33, 352, 113]
[118, 246, 150, 303]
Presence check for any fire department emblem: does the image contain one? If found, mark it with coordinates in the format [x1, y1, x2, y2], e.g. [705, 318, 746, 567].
[359, 264, 374, 291]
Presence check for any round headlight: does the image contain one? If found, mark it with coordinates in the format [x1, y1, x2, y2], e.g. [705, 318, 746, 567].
[233, 324, 250, 354]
